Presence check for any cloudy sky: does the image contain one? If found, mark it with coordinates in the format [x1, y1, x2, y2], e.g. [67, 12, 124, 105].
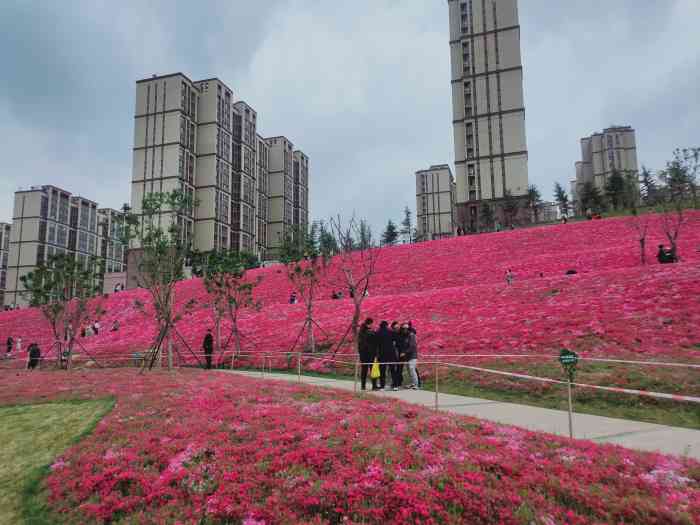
[1, 1, 698, 233]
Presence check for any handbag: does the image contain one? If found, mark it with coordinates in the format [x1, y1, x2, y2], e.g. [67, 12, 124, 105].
[370, 358, 380, 379]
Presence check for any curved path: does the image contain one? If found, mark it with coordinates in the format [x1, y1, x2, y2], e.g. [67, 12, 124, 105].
[221, 370, 700, 460]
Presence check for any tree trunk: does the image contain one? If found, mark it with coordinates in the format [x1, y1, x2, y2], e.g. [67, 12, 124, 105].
[216, 315, 221, 356]
[306, 310, 315, 354]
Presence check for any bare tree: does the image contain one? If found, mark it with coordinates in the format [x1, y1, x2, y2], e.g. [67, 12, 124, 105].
[628, 207, 652, 265]
[329, 215, 380, 356]
[279, 226, 331, 353]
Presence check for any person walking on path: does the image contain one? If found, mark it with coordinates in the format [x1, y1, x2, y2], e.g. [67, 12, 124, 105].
[402, 324, 420, 389]
[203, 329, 214, 369]
[375, 321, 397, 390]
[15, 337, 22, 355]
[27, 343, 41, 370]
[6, 336, 13, 357]
[358, 318, 377, 391]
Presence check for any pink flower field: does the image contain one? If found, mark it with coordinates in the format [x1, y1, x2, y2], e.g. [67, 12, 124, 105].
[1, 369, 699, 524]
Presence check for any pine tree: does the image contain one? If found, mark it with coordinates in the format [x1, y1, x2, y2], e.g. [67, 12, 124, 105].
[605, 169, 626, 209]
[580, 181, 604, 212]
[382, 220, 399, 246]
[526, 185, 542, 222]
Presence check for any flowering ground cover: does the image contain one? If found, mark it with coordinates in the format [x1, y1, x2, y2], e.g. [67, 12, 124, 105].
[0, 212, 698, 425]
[1, 368, 699, 524]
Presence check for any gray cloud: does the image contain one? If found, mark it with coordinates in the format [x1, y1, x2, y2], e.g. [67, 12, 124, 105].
[0, 0, 698, 235]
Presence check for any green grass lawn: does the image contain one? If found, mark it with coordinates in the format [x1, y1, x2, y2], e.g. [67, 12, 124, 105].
[0, 399, 114, 525]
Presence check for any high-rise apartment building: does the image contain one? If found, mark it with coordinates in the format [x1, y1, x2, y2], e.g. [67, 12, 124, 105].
[293, 151, 310, 236]
[97, 208, 127, 274]
[0, 223, 10, 305]
[448, 0, 528, 232]
[573, 126, 638, 212]
[130, 73, 307, 263]
[416, 165, 456, 240]
[266, 136, 295, 256]
[3, 186, 123, 307]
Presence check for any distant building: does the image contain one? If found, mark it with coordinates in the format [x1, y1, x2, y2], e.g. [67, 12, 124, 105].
[0, 223, 10, 305]
[573, 126, 638, 213]
[448, 0, 529, 231]
[3, 185, 123, 307]
[416, 165, 456, 240]
[539, 202, 561, 223]
[129, 73, 308, 265]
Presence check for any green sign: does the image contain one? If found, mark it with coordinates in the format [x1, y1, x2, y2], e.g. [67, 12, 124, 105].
[559, 353, 578, 365]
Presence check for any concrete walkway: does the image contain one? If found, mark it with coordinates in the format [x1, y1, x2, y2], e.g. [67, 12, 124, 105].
[222, 370, 700, 460]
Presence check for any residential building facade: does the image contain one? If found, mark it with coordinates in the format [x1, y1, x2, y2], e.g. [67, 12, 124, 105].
[3, 186, 106, 307]
[0, 223, 10, 306]
[293, 151, 310, 237]
[266, 136, 295, 256]
[573, 126, 638, 212]
[130, 73, 308, 265]
[416, 165, 456, 240]
[448, 0, 529, 231]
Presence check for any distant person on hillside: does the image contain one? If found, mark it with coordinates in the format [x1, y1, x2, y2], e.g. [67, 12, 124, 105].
[406, 322, 422, 387]
[566, 269, 578, 276]
[585, 209, 593, 220]
[27, 343, 41, 370]
[349, 286, 355, 299]
[363, 289, 370, 297]
[93, 321, 100, 336]
[6, 336, 13, 357]
[85, 325, 94, 338]
[375, 321, 396, 391]
[15, 337, 22, 354]
[505, 269, 514, 286]
[331, 291, 339, 299]
[111, 320, 120, 332]
[289, 292, 298, 304]
[657, 245, 676, 264]
[203, 329, 214, 369]
[358, 318, 377, 391]
[402, 324, 419, 389]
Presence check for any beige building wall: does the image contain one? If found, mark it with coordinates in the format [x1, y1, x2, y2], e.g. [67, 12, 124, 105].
[0, 223, 10, 305]
[573, 126, 638, 212]
[266, 136, 295, 255]
[4, 186, 102, 307]
[416, 165, 455, 240]
[448, 0, 528, 229]
[293, 151, 309, 237]
[256, 135, 270, 259]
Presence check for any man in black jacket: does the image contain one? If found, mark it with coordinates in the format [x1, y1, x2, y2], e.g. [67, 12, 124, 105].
[375, 321, 397, 390]
[358, 318, 377, 390]
[203, 329, 214, 369]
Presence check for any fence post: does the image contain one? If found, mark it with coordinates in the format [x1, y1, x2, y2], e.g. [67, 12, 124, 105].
[297, 353, 302, 382]
[354, 361, 359, 393]
[230, 352, 235, 370]
[261, 356, 265, 377]
[567, 377, 574, 439]
[434, 363, 439, 411]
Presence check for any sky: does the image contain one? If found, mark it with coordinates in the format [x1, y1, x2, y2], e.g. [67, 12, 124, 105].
[0, 0, 698, 234]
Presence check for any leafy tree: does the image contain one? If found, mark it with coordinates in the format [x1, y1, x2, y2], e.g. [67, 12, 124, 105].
[316, 222, 338, 256]
[329, 215, 379, 356]
[21, 254, 105, 368]
[526, 185, 542, 222]
[122, 190, 197, 370]
[400, 206, 413, 244]
[554, 182, 570, 217]
[604, 169, 626, 210]
[655, 149, 699, 260]
[358, 219, 373, 250]
[381, 220, 399, 246]
[629, 206, 652, 265]
[639, 166, 659, 206]
[479, 203, 495, 231]
[501, 190, 520, 228]
[190, 250, 259, 277]
[202, 251, 262, 362]
[579, 181, 605, 213]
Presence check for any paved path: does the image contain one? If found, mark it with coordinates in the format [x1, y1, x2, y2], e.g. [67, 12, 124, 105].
[222, 370, 700, 460]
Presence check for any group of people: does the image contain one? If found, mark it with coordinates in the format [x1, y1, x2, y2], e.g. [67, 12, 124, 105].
[5, 336, 41, 369]
[358, 318, 420, 391]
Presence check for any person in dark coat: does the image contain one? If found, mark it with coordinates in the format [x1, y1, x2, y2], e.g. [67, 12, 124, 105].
[390, 321, 404, 388]
[27, 343, 41, 370]
[375, 321, 397, 390]
[6, 336, 13, 357]
[358, 318, 377, 390]
[203, 329, 214, 369]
